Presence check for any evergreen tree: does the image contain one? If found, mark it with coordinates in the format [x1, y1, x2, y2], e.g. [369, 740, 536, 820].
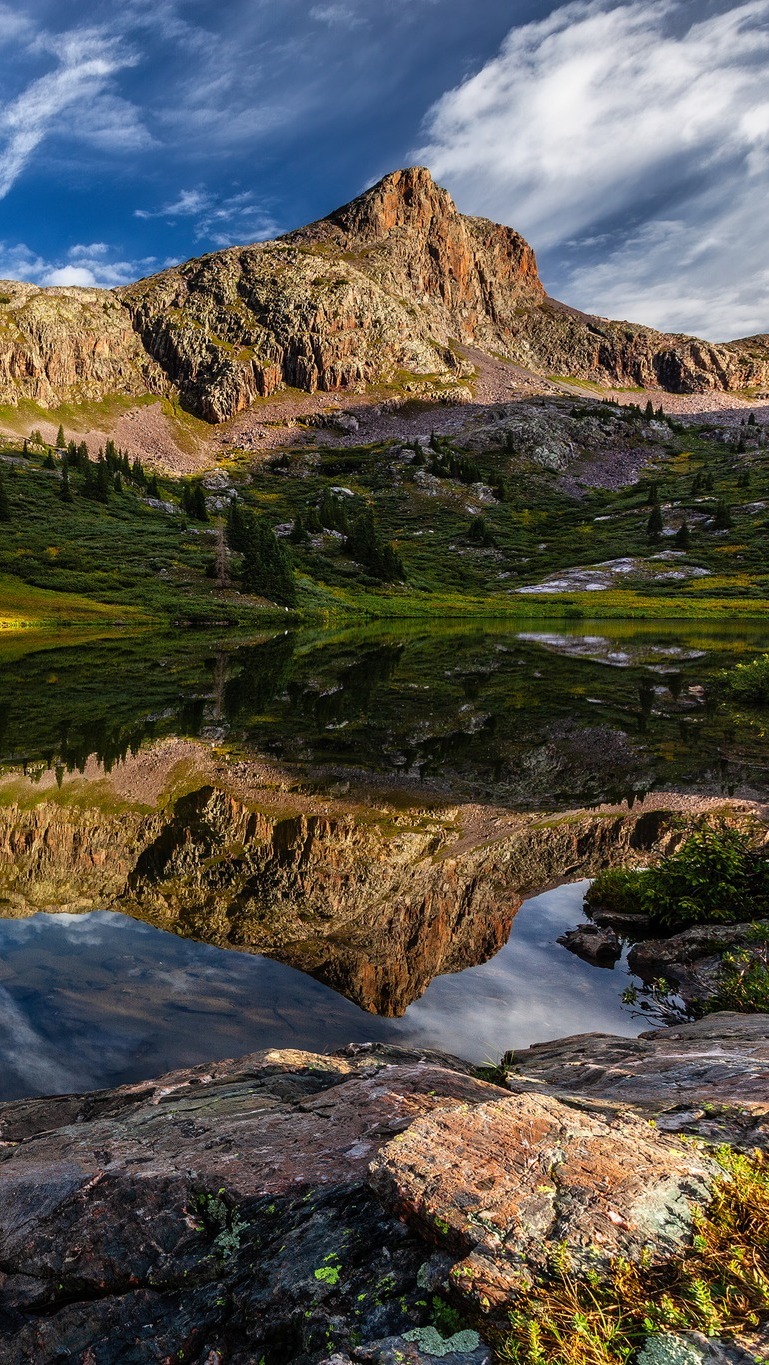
[468, 515, 492, 545]
[646, 503, 664, 540]
[227, 505, 297, 605]
[113, 473, 122, 493]
[644, 399, 655, 419]
[146, 474, 160, 499]
[0, 469, 10, 521]
[55, 424, 66, 450]
[226, 499, 250, 554]
[344, 508, 404, 581]
[131, 458, 147, 488]
[645, 481, 659, 506]
[674, 520, 690, 549]
[43, 451, 56, 470]
[748, 412, 757, 426]
[289, 512, 306, 543]
[22, 438, 28, 457]
[181, 480, 208, 520]
[713, 499, 733, 530]
[691, 473, 702, 495]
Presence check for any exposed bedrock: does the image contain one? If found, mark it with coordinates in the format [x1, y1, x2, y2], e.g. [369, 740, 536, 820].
[0, 169, 766, 420]
[0, 778, 756, 1015]
[0, 1016, 765, 1363]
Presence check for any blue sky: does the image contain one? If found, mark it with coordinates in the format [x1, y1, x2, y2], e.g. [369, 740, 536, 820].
[0, 0, 766, 340]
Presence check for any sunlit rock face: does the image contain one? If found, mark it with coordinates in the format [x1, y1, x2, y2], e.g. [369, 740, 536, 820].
[0, 1022, 750, 1363]
[0, 168, 767, 419]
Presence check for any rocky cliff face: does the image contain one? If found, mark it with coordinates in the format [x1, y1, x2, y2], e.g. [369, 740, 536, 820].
[0, 168, 766, 422]
[0, 281, 165, 408]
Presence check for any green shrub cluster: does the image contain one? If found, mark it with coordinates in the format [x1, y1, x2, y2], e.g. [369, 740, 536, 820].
[585, 825, 769, 932]
[721, 653, 769, 705]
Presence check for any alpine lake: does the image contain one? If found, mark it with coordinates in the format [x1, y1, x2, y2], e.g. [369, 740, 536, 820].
[1, 617, 768, 1101]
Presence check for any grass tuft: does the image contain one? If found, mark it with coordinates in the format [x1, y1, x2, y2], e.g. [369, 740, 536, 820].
[497, 1149, 769, 1365]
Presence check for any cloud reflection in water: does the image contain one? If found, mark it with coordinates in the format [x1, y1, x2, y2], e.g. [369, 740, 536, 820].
[0, 882, 643, 1100]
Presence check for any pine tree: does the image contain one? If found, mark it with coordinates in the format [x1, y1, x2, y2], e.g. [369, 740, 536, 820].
[713, 499, 733, 530]
[146, 474, 160, 499]
[289, 512, 306, 543]
[468, 515, 492, 545]
[748, 412, 757, 426]
[344, 508, 404, 581]
[674, 520, 690, 549]
[645, 481, 659, 506]
[60, 461, 73, 504]
[181, 480, 208, 520]
[644, 399, 655, 419]
[228, 507, 297, 605]
[0, 469, 10, 521]
[55, 424, 66, 450]
[646, 503, 664, 540]
[43, 451, 56, 470]
[22, 438, 28, 457]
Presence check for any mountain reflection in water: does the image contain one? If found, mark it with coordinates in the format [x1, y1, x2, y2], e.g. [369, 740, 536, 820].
[0, 881, 643, 1101]
[1, 619, 769, 806]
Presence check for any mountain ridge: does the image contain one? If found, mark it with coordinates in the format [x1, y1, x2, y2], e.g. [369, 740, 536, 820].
[0, 166, 766, 422]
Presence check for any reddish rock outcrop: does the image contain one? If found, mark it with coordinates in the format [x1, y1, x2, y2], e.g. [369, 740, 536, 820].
[0, 1027, 751, 1363]
[0, 169, 766, 421]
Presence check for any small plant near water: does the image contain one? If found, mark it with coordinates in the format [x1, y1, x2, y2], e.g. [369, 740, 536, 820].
[497, 1148, 769, 1365]
[721, 653, 769, 706]
[585, 824, 769, 932]
[708, 925, 769, 1013]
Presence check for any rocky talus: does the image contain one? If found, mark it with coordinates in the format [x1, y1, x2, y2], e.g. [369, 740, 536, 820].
[0, 1017, 766, 1363]
[0, 168, 766, 420]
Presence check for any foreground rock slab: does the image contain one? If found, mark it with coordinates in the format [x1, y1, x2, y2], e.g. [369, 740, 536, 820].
[1, 1021, 764, 1362]
[506, 1011, 769, 1147]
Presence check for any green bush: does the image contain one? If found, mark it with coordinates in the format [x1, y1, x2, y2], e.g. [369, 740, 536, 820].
[722, 653, 769, 705]
[708, 925, 769, 1013]
[586, 825, 769, 932]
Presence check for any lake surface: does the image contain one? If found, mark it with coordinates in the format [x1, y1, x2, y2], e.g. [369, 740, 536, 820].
[2, 618, 768, 1099]
[2, 618, 769, 806]
[0, 881, 645, 1101]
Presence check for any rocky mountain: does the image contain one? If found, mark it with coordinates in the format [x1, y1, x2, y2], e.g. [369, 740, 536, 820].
[0, 167, 767, 422]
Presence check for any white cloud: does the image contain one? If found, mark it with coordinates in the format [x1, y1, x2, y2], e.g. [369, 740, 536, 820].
[310, 4, 365, 26]
[0, 241, 157, 288]
[417, 0, 769, 339]
[43, 265, 98, 286]
[134, 187, 279, 245]
[0, 25, 149, 199]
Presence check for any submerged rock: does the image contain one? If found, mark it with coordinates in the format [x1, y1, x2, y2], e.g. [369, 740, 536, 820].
[557, 921, 622, 964]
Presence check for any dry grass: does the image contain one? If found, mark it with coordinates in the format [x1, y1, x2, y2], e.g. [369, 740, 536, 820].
[497, 1148, 769, 1365]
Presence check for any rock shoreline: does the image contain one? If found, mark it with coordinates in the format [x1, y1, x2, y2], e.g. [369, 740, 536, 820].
[0, 1015, 766, 1363]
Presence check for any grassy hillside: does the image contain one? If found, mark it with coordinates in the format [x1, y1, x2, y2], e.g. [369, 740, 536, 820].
[0, 398, 767, 627]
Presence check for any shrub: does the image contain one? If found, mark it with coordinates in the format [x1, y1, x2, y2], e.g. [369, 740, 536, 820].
[721, 653, 769, 705]
[586, 824, 769, 932]
[708, 925, 769, 1013]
